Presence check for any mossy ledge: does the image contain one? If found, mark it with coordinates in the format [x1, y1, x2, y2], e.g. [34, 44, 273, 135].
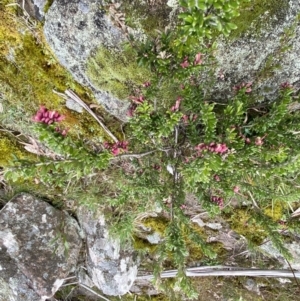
[87, 46, 151, 100]
[0, 2, 120, 141]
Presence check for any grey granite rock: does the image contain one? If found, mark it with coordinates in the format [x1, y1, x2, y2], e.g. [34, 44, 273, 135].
[44, 0, 129, 120]
[0, 193, 82, 301]
[77, 207, 139, 296]
[210, 0, 300, 103]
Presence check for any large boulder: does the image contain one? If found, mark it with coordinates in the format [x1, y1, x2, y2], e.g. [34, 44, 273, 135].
[0, 194, 82, 301]
[43, 0, 129, 120]
[260, 240, 300, 270]
[212, 0, 300, 102]
[77, 207, 139, 296]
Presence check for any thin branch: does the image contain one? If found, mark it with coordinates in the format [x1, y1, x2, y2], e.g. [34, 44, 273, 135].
[115, 150, 158, 159]
[79, 283, 112, 301]
[285, 258, 300, 289]
[248, 191, 260, 209]
[54, 89, 118, 143]
[63, 276, 77, 281]
[137, 266, 300, 280]
[61, 282, 79, 287]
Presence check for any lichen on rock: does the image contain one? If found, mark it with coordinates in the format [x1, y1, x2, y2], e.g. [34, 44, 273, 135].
[211, 0, 300, 103]
[77, 206, 139, 296]
[0, 193, 82, 300]
[43, 0, 129, 120]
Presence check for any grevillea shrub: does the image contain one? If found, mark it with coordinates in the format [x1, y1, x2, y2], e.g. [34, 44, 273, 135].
[4, 1, 300, 299]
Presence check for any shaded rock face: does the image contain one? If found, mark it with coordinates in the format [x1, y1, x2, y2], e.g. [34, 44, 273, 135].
[20, 0, 48, 21]
[0, 194, 82, 301]
[77, 207, 139, 296]
[260, 240, 300, 270]
[44, 0, 129, 120]
[212, 0, 300, 102]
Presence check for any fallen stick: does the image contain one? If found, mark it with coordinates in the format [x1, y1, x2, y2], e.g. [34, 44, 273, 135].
[54, 89, 118, 143]
[137, 265, 300, 280]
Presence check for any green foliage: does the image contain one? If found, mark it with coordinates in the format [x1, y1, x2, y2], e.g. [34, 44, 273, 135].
[3, 1, 300, 299]
[4, 125, 112, 187]
[178, 0, 242, 38]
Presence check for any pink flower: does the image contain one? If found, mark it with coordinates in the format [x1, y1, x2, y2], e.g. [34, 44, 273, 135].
[182, 114, 189, 125]
[54, 126, 69, 137]
[180, 57, 189, 68]
[233, 82, 253, 94]
[280, 82, 293, 89]
[211, 195, 224, 208]
[233, 186, 240, 194]
[170, 97, 182, 112]
[61, 128, 69, 136]
[194, 53, 203, 65]
[142, 81, 151, 87]
[104, 140, 129, 156]
[255, 137, 264, 146]
[32, 105, 65, 124]
[129, 95, 145, 105]
[127, 104, 137, 117]
[214, 174, 220, 182]
[194, 142, 228, 156]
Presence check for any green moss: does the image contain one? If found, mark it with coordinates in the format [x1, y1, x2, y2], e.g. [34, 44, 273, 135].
[0, 132, 36, 167]
[133, 235, 158, 253]
[263, 201, 284, 221]
[227, 209, 267, 244]
[120, 0, 172, 37]
[87, 46, 151, 100]
[230, 0, 290, 39]
[0, 4, 120, 141]
[43, 0, 54, 13]
[143, 216, 169, 235]
[184, 224, 206, 263]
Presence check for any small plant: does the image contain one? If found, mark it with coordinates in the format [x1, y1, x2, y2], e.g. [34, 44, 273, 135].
[3, 1, 300, 299]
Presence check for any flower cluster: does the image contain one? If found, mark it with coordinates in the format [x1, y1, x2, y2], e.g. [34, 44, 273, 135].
[280, 82, 293, 89]
[233, 82, 252, 93]
[195, 142, 228, 155]
[33, 105, 68, 136]
[180, 53, 203, 68]
[170, 97, 182, 112]
[33, 105, 65, 124]
[211, 195, 224, 208]
[54, 127, 69, 136]
[127, 94, 145, 117]
[182, 113, 197, 125]
[104, 140, 129, 156]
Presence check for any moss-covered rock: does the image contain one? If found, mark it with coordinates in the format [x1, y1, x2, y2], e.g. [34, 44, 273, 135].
[87, 46, 151, 99]
[120, 0, 172, 37]
[227, 209, 267, 244]
[43, 0, 130, 120]
[208, 0, 300, 104]
[0, 1, 118, 142]
[0, 132, 35, 167]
